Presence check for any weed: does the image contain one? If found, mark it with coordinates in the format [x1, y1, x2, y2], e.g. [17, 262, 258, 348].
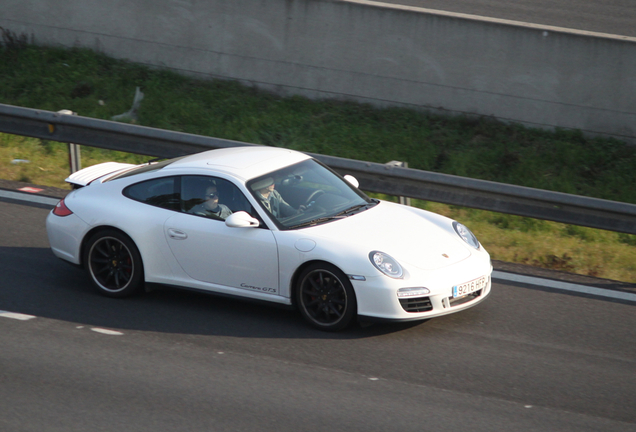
[0, 44, 635, 282]
[70, 81, 94, 99]
[561, 225, 595, 242]
[488, 215, 550, 233]
[0, 27, 29, 51]
[534, 253, 575, 272]
[618, 233, 636, 246]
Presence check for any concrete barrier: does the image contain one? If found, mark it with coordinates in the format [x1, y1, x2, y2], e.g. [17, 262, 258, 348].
[2, 0, 635, 143]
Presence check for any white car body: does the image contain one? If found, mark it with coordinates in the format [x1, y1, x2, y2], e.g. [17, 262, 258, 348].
[47, 146, 492, 330]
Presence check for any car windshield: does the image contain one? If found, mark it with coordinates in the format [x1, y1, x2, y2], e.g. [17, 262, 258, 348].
[247, 159, 377, 230]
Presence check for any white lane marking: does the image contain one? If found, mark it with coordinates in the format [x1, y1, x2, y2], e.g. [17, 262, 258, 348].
[91, 328, 124, 336]
[0, 310, 36, 320]
[493, 271, 636, 303]
[0, 189, 60, 206]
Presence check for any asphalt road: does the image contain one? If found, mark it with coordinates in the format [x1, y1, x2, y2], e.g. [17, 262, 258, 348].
[3, 1, 635, 428]
[378, 0, 636, 37]
[1, 196, 635, 431]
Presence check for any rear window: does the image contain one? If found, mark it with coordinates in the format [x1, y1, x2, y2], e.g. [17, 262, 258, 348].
[106, 156, 186, 182]
[123, 176, 180, 211]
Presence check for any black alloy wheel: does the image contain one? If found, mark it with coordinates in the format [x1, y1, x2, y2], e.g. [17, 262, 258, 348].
[84, 230, 144, 297]
[296, 263, 356, 331]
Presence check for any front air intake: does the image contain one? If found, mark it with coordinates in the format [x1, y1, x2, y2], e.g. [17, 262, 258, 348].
[399, 297, 433, 313]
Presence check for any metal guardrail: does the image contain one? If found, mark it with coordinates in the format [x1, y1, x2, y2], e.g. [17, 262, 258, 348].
[2, 102, 636, 234]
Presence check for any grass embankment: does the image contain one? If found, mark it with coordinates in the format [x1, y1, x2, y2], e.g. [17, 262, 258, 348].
[1, 39, 635, 282]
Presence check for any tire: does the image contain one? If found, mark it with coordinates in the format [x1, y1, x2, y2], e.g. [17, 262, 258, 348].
[296, 263, 357, 331]
[83, 229, 144, 298]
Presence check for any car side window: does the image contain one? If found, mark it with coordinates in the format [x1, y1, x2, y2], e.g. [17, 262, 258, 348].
[123, 176, 180, 210]
[180, 176, 255, 220]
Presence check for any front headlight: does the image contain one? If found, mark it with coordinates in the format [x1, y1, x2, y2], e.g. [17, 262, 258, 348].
[369, 251, 403, 278]
[453, 221, 480, 249]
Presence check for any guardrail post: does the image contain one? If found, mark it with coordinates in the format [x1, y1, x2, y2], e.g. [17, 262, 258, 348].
[57, 110, 81, 174]
[386, 160, 411, 206]
[68, 142, 81, 174]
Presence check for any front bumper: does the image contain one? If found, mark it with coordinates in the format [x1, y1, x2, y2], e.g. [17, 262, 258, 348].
[352, 261, 493, 322]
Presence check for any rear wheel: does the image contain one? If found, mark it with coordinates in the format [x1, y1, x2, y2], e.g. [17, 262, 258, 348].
[296, 263, 356, 331]
[84, 230, 144, 297]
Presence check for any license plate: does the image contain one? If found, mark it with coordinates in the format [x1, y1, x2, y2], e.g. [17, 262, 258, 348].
[452, 275, 487, 298]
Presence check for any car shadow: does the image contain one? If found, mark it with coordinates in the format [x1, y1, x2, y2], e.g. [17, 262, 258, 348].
[1, 246, 431, 339]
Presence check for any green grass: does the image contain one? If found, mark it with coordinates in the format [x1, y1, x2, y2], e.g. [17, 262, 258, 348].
[1, 39, 635, 283]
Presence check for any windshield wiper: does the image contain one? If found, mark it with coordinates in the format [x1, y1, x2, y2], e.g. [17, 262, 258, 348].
[288, 201, 377, 229]
[288, 216, 346, 229]
[335, 202, 376, 217]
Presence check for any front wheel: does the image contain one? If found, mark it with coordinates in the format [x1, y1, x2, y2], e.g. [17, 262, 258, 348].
[83, 229, 144, 298]
[296, 263, 357, 331]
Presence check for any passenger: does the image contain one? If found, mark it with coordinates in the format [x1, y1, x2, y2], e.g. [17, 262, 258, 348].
[190, 184, 232, 220]
[252, 177, 302, 218]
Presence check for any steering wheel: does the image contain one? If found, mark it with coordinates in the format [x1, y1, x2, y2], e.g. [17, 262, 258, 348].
[304, 190, 325, 206]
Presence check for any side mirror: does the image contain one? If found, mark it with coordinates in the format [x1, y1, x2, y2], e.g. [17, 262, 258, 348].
[225, 211, 260, 228]
[344, 175, 359, 189]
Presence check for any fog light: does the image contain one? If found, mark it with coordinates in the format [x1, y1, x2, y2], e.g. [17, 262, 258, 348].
[397, 287, 430, 298]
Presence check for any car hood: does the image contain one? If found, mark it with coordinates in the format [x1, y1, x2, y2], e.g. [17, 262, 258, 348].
[304, 202, 472, 271]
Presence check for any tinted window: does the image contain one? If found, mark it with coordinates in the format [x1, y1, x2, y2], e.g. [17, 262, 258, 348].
[124, 176, 180, 211]
[247, 159, 374, 230]
[107, 156, 186, 182]
[181, 176, 254, 220]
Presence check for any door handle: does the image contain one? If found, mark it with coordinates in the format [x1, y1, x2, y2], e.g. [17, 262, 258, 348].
[167, 228, 188, 240]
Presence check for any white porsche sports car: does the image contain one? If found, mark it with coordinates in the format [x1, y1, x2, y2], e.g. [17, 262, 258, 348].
[47, 146, 492, 331]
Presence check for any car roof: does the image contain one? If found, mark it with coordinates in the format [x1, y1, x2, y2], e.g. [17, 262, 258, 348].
[164, 146, 311, 181]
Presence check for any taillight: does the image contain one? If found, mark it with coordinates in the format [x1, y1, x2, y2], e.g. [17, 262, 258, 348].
[53, 198, 73, 216]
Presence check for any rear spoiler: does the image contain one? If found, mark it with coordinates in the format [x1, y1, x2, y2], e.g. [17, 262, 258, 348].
[65, 162, 138, 188]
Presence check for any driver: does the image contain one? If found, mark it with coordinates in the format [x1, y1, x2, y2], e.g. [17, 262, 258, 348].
[190, 184, 232, 220]
[252, 177, 303, 218]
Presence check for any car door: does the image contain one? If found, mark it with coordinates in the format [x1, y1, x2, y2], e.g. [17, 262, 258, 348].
[163, 175, 280, 296]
